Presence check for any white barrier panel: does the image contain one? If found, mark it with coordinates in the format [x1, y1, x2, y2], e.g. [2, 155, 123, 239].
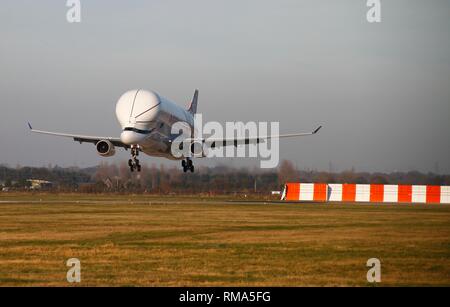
[355, 184, 370, 202]
[299, 183, 314, 201]
[441, 186, 450, 204]
[383, 185, 398, 203]
[412, 185, 426, 203]
[328, 184, 343, 202]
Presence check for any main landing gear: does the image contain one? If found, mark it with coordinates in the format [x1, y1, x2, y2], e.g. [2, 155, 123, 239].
[128, 146, 141, 172]
[182, 158, 194, 173]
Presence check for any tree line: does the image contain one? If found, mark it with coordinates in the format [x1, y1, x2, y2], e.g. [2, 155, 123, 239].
[0, 160, 449, 194]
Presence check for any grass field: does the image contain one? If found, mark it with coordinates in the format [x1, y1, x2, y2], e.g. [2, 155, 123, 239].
[0, 193, 449, 286]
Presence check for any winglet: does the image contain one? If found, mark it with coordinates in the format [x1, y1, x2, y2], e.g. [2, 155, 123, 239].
[27, 122, 33, 130]
[313, 125, 322, 134]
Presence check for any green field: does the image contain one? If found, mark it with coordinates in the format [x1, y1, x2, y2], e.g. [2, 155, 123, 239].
[0, 194, 449, 286]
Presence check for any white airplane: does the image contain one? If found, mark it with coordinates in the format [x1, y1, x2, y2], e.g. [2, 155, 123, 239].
[29, 89, 321, 172]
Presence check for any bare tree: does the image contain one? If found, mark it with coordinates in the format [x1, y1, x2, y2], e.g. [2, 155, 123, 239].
[278, 160, 299, 184]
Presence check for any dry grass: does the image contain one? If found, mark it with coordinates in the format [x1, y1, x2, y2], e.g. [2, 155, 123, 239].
[0, 194, 449, 286]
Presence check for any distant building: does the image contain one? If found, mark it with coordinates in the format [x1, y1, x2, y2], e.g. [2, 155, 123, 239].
[27, 179, 53, 190]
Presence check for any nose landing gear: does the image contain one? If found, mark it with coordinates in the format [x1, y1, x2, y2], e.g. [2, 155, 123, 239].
[182, 158, 194, 173]
[128, 146, 141, 172]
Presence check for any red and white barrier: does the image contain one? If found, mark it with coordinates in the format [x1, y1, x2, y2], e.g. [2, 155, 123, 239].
[282, 183, 450, 204]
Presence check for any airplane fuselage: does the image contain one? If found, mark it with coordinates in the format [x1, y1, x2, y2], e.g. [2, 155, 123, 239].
[116, 89, 194, 160]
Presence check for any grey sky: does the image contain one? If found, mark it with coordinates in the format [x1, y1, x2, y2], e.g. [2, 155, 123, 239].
[0, 0, 449, 172]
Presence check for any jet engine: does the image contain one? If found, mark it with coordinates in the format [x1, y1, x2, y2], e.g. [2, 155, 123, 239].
[96, 140, 116, 157]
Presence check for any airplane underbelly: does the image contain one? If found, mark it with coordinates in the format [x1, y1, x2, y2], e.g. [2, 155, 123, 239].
[140, 136, 181, 160]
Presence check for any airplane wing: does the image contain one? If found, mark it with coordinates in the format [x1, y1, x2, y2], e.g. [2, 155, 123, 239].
[27, 123, 129, 148]
[183, 126, 322, 148]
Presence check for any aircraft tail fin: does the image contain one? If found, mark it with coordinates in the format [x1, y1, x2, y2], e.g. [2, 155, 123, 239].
[188, 89, 199, 114]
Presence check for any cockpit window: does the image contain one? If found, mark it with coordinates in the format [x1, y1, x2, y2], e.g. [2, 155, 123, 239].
[123, 127, 153, 134]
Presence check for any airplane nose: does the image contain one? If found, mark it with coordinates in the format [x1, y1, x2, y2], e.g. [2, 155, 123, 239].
[120, 130, 146, 145]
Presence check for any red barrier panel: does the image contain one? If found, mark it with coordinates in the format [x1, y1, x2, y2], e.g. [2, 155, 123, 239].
[426, 185, 441, 204]
[285, 183, 300, 201]
[370, 184, 384, 202]
[313, 183, 328, 201]
[342, 184, 356, 202]
[398, 185, 412, 203]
